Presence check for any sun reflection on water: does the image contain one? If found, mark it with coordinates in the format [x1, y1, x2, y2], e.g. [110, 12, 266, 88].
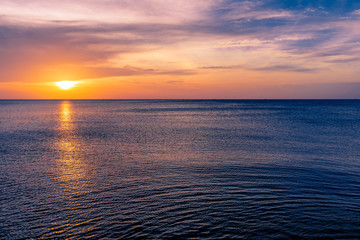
[56, 101, 87, 189]
[49, 101, 95, 235]
[60, 102, 71, 126]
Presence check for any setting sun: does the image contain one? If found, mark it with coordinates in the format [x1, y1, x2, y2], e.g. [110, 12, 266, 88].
[56, 81, 78, 90]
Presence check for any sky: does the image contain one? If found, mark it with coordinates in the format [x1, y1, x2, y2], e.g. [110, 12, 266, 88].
[1, 0, 360, 99]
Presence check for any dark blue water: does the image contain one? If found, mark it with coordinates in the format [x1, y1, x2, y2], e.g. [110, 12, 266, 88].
[1, 100, 360, 239]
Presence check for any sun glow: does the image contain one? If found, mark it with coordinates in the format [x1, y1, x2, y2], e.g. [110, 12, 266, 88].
[56, 81, 78, 90]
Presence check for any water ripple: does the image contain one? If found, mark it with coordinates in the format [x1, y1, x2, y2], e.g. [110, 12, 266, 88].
[1, 100, 360, 239]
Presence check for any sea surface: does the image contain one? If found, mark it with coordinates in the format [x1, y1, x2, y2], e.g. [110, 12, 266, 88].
[1, 100, 360, 239]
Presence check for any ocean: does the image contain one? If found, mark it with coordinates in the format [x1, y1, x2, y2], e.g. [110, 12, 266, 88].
[1, 100, 359, 239]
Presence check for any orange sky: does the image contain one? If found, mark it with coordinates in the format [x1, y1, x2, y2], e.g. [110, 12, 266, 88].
[1, 0, 360, 99]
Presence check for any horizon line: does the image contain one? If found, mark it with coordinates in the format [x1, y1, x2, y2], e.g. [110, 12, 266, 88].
[0, 99, 359, 101]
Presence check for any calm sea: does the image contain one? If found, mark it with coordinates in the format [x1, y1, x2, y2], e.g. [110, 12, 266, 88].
[1, 100, 359, 239]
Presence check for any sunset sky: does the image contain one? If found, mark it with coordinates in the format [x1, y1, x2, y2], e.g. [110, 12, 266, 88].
[1, 0, 360, 99]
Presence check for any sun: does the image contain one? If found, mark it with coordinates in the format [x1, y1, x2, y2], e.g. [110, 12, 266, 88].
[56, 81, 78, 90]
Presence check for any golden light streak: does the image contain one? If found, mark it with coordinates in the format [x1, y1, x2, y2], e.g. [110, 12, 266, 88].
[56, 101, 87, 184]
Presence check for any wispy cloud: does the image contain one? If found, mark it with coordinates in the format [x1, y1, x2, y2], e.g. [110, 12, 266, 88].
[201, 64, 320, 73]
[325, 57, 360, 63]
